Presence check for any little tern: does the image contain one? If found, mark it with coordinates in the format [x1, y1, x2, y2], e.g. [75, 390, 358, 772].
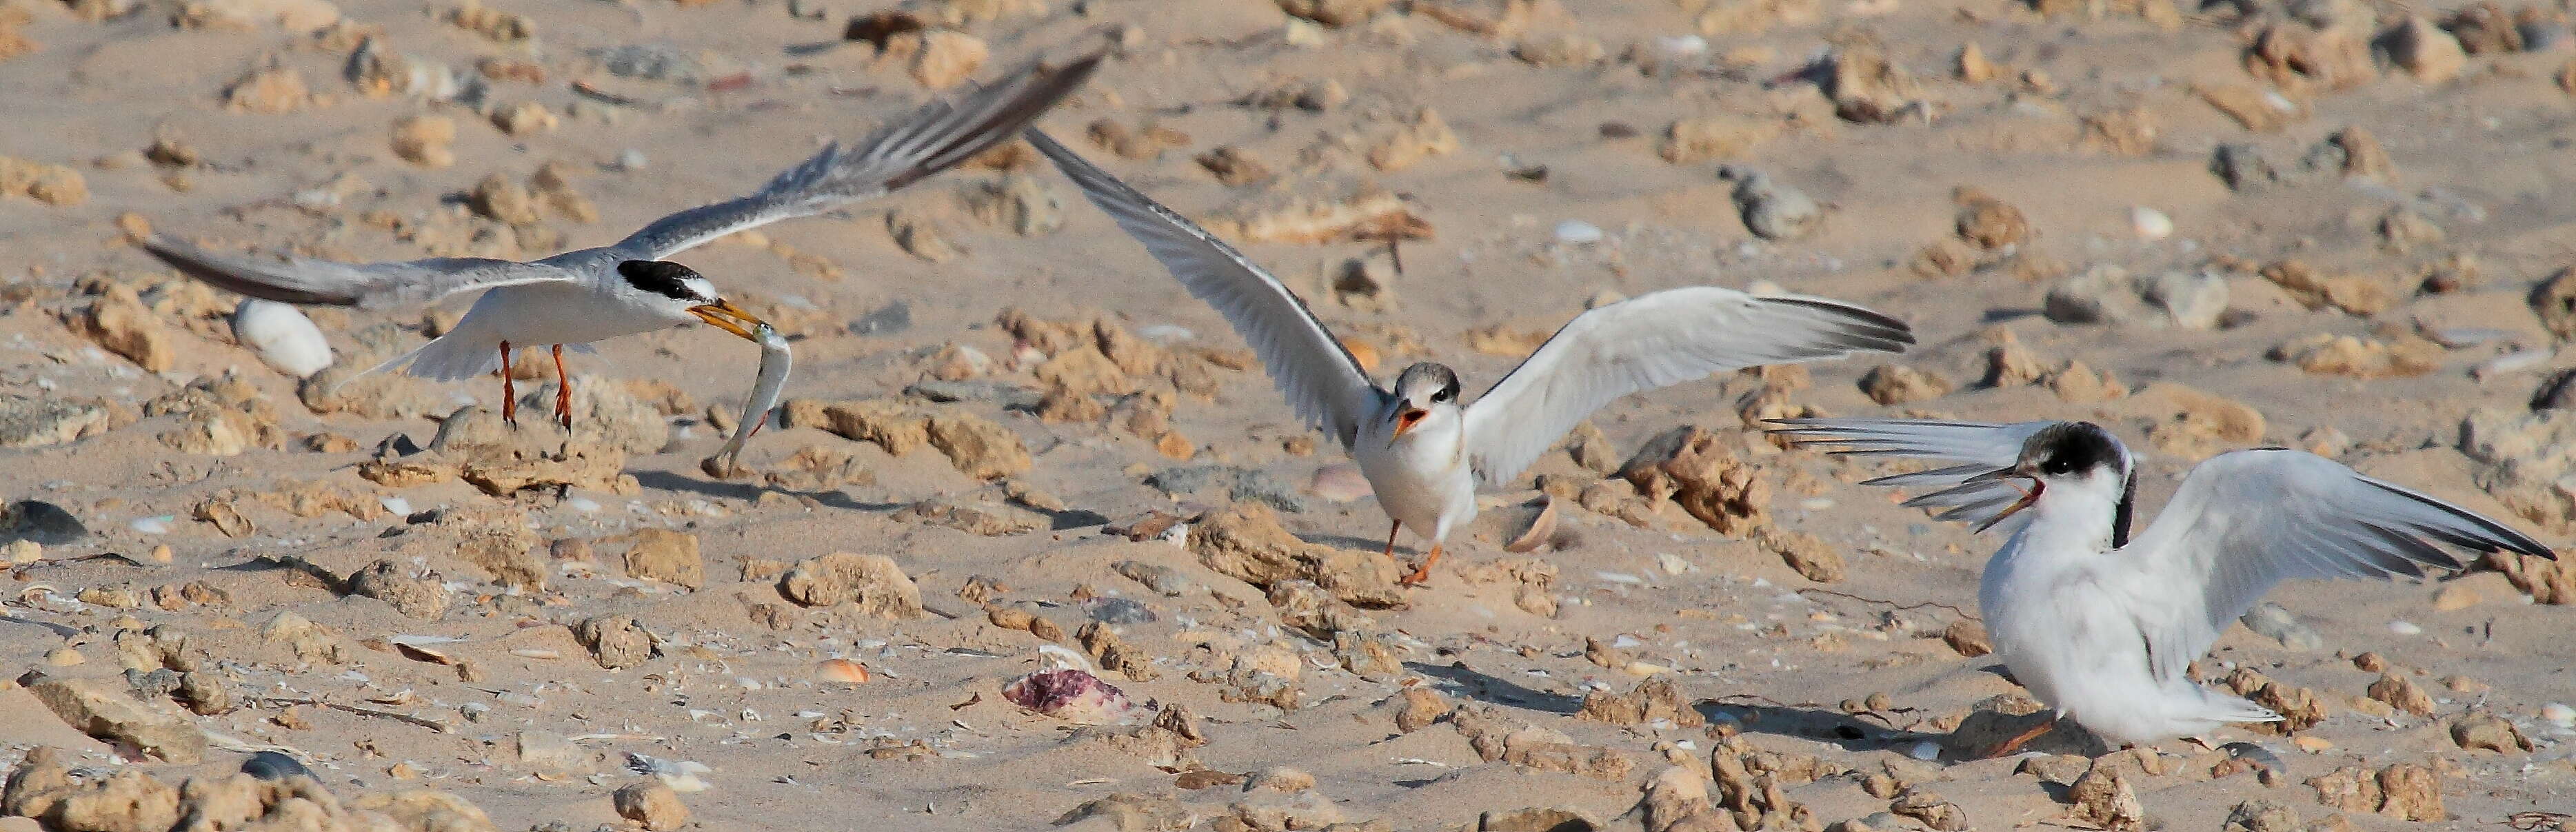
[1029, 129, 1916, 586]
[1770, 418, 2554, 753]
[141, 53, 1101, 429]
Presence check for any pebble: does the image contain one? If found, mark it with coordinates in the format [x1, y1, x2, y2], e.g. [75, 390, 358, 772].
[616, 149, 648, 171]
[2542, 702, 2573, 727]
[2130, 206, 2172, 241]
[230, 300, 335, 378]
[1724, 168, 1823, 241]
[613, 782, 690, 831]
[130, 516, 174, 535]
[1084, 596, 1156, 624]
[1553, 220, 1604, 245]
[2239, 602, 2323, 650]
[2388, 620, 2422, 636]
[240, 751, 312, 781]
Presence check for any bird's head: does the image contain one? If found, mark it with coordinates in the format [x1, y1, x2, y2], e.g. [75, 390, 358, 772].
[1388, 362, 1462, 440]
[618, 260, 768, 341]
[1965, 420, 2132, 533]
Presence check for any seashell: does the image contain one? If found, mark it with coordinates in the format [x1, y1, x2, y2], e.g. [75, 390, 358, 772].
[231, 299, 336, 377]
[1000, 668, 1137, 724]
[1504, 496, 1560, 553]
[814, 658, 870, 684]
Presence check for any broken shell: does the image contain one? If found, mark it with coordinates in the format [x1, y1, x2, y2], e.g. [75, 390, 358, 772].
[231, 299, 336, 378]
[1000, 668, 1138, 724]
[1504, 496, 1560, 553]
[816, 658, 871, 684]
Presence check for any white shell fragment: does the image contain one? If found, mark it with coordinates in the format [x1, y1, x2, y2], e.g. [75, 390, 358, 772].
[231, 299, 335, 378]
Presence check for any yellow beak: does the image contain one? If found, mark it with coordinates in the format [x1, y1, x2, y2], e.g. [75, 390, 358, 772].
[689, 298, 769, 341]
[1392, 407, 1427, 439]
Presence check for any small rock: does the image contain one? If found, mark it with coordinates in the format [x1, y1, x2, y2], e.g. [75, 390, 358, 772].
[2137, 270, 2227, 329]
[28, 676, 208, 762]
[621, 528, 705, 589]
[910, 30, 988, 90]
[239, 750, 310, 781]
[2450, 712, 2535, 753]
[1888, 787, 1967, 831]
[1395, 687, 1451, 732]
[574, 615, 658, 669]
[347, 558, 448, 618]
[1724, 168, 1822, 241]
[1756, 527, 1844, 582]
[612, 782, 689, 831]
[391, 115, 456, 168]
[2067, 761, 2146, 831]
[2366, 673, 2435, 716]
[490, 100, 556, 136]
[74, 286, 177, 372]
[962, 174, 1065, 236]
[2388, 17, 2468, 83]
[223, 65, 308, 113]
[1859, 364, 1952, 405]
[778, 552, 923, 617]
[0, 397, 110, 449]
[1197, 146, 1275, 187]
[2222, 800, 2302, 832]
[1367, 108, 1458, 172]
[1275, 0, 1389, 27]
[1942, 620, 1992, 657]
[2044, 266, 2147, 325]
[1954, 187, 2030, 250]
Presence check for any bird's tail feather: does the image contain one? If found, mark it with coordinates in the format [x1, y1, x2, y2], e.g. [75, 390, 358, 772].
[361, 334, 500, 384]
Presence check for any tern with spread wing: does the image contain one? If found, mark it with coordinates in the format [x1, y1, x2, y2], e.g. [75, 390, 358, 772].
[141, 54, 1100, 429]
[1029, 129, 1915, 586]
[1769, 418, 2554, 752]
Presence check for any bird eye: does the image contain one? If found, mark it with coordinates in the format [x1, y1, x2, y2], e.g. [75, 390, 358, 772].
[1431, 390, 1450, 403]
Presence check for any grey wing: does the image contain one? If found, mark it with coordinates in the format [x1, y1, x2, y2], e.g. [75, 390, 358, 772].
[1460, 288, 1913, 487]
[141, 234, 565, 310]
[2116, 449, 2553, 682]
[1025, 128, 1383, 447]
[611, 52, 1102, 261]
[1764, 418, 2063, 527]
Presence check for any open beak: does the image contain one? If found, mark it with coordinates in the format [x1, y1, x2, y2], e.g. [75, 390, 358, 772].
[689, 298, 769, 341]
[1392, 407, 1427, 438]
[1966, 464, 2042, 534]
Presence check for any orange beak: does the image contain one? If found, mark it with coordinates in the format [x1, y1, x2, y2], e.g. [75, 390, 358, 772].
[1392, 407, 1427, 438]
[1965, 464, 2043, 533]
[689, 298, 769, 341]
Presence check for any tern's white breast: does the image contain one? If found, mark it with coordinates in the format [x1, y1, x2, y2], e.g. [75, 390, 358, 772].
[460, 279, 680, 347]
[1353, 415, 1476, 539]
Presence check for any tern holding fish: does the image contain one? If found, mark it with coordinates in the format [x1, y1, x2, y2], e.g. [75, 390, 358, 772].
[139, 54, 1101, 430]
[1769, 418, 2554, 753]
[1028, 129, 1915, 586]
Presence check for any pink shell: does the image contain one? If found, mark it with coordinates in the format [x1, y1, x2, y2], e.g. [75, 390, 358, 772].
[1001, 669, 1136, 724]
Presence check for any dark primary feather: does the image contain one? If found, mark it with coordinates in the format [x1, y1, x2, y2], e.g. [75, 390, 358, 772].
[612, 51, 1105, 261]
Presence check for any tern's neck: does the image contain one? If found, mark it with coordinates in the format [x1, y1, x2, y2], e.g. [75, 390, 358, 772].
[2015, 473, 2131, 556]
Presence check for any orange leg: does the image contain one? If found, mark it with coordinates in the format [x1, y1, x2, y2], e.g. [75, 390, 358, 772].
[1976, 714, 2058, 759]
[498, 341, 518, 428]
[551, 344, 573, 429]
[1401, 543, 1442, 587]
[1380, 520, 1401, 559]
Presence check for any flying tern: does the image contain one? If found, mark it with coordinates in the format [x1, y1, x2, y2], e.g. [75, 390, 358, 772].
[1029, 128, 1916, 586]
[142, 53, 1101, 429]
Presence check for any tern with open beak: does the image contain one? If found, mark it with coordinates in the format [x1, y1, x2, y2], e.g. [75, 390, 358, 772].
[1029, 128, 1915, 586]
[1770, 418, 2555, 754]
[139, 53, 1100, 429]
